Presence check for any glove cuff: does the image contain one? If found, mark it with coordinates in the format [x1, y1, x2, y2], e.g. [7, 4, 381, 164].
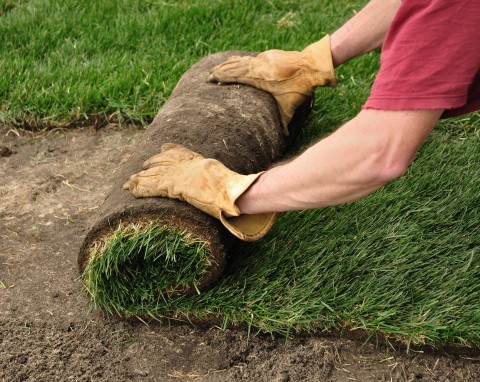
[220, 172, 277, 241]
[220, 212, 277, 242]
[301, 34, 337, 88]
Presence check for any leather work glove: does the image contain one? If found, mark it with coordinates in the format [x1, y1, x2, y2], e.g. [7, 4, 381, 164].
[208, 35, 337, 135]
[123, 143, 276, 241]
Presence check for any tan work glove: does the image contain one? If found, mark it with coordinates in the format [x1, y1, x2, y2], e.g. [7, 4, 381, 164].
[122, 143, 276, 241]
[208, 35, 337, 135]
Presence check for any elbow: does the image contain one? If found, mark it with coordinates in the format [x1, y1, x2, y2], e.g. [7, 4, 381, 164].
[366, 130, 417, 185]
[364, 147, 411, 187]
[369, 149, 411, 185]
[376, 160, 409, 184]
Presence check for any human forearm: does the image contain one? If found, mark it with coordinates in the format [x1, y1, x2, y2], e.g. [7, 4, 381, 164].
[330, 0, 401, 67]
[241, 144, 387, 213]
[237, 109, 442, 214]
[238, 119, 392, 213]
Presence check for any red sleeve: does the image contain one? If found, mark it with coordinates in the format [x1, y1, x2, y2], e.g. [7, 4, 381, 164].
[363, 0, 480, 119]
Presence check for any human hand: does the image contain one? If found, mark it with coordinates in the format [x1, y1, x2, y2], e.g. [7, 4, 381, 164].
[208, 35, 337, 134]
[123, 143, 277, 241]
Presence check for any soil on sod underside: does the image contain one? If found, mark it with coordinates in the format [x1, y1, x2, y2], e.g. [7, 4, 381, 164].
[1, 125, 479, 382]
[78, 51, 314, 305]
[78, 51, 284, 303]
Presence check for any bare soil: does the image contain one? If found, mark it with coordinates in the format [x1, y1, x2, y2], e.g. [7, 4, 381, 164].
[1, 125, 479, 382]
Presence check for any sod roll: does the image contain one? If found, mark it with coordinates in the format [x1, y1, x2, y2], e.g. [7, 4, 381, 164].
[78, 52, 312, 312]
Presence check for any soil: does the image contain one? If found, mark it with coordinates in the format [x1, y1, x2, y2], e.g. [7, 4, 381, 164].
[1, 124, 479, 382]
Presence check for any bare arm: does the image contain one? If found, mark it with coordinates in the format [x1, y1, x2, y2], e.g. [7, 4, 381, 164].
[236, 109, 443, 214]
[330, 0, 401, 67]
[209, 0, 436, 217]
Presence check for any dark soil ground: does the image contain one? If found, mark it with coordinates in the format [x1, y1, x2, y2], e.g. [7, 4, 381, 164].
[1, 125, 479, 382]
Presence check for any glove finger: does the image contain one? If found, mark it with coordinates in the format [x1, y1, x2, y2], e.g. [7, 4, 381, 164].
[135, 166, 172, 184]
[209, 56, 246, 73]
[130, 182, 168, 198]
[124, 164, 168, 188]
[208, 70, 255, 87]
[144, 143, 190, 167]
[208, 57, 254, 83]
[122, 175, 141, 195]
[124, 171, 173, 198]
[273, 92, 308, 135]
[142, 144, 203, 169]
[160, 142, 183, 152]
[212, 63, 251, 76]
[160, 143, 204, 158]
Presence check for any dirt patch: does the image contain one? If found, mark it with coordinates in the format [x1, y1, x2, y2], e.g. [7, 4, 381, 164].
[0, 146, 13, 157]
[1, 125, 479, 381]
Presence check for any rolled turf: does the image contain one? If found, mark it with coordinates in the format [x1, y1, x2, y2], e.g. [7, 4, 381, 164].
[79, 52, 311, 313]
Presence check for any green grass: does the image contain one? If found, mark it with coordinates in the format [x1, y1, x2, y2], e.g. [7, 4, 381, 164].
[3, 0, 480, 348]
[82, 222, 212, 316]
[0, 0, 358, 128]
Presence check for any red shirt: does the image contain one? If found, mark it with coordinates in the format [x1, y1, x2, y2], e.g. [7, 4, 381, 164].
[363, 0, 480, 118]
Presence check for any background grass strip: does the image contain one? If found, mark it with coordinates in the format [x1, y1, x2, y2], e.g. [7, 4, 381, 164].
[1, 0, 359, 127]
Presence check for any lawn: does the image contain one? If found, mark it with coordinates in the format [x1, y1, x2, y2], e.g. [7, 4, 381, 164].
[2, 0, 479, 348]
[0, 0, 361, 127]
